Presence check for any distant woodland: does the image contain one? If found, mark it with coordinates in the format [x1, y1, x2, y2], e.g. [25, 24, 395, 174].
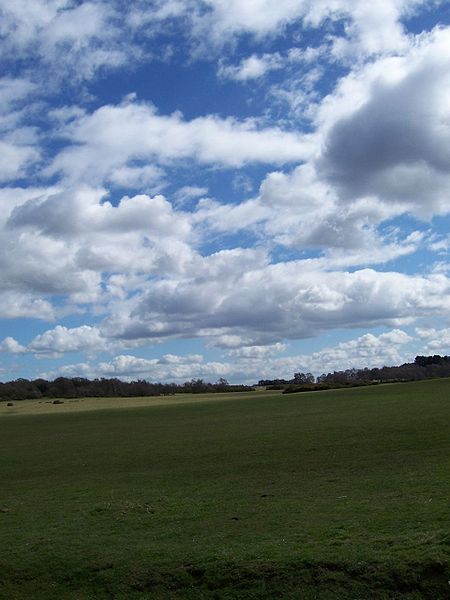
[260, 355, 450, 393]
[0, 377, 251, 401]
[1, 355, 450, 401]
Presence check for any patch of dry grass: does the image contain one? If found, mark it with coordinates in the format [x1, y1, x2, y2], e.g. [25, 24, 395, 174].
[0, 389, 278, 416]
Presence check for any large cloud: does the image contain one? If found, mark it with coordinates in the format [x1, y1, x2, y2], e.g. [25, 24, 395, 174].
[8, 187, 191, 240]
[47, 101, 313, 186]
[1, 323, 153, 358]
[27, 325, 108, 357]
[4, 259, 447, 358]
[317, 27, 450, 217]
[0, 187, 196, 315]
[101, 265, 450, 347]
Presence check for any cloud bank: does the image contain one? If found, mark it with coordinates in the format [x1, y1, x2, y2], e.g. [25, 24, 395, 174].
[1, 1, 450, 381]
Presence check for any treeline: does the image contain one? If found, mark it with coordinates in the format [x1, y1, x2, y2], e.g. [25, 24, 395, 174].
[3, 355, 450, 401]
[258, 355, 450, 393]
[0, 377, 253, 401]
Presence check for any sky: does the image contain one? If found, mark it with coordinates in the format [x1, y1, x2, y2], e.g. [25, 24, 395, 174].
[1, 0, 450, 384]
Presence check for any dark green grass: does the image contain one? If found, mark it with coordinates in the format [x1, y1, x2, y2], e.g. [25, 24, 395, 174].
[1, 380, 449, 599]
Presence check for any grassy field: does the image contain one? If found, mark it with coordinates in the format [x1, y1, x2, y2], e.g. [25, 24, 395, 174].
[0, 380, 449, 599]
[0, 389, 273, 417]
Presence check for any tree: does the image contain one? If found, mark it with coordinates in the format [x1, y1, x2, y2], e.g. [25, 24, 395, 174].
[292, 372, 315, 384]
[216, 377, 229, 391]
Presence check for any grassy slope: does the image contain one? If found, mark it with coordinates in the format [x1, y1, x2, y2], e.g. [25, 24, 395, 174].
[0, 389, 274, 417]
[0, 380, 449, 599]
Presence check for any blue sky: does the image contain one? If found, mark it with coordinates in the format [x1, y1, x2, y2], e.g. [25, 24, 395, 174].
[1, 0, 450, 383]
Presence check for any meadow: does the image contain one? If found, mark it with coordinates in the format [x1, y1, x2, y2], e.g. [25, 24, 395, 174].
[0, 380, 449, 599]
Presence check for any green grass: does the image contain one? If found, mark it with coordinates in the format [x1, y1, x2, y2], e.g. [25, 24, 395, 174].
[1, 380, 449, 599]
[0, 389, 274, 417]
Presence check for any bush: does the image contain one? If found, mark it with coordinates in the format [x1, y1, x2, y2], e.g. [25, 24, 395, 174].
[283, 383, 334, 394]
